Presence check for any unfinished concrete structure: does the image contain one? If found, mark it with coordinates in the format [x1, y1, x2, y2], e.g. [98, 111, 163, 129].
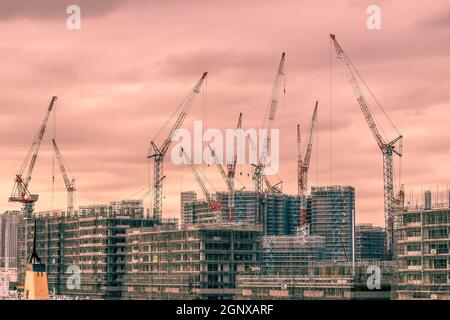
[355, 224, 385, 261]
[122, 223, 262, 299]
[216, 191, 258, 225]
[0, 211, 20, 269]
[236, 260, 395, 300]
[181, 200, 218, 226]
[264, 193, 300, 236]
[396, 192, 450, 299]
[17, 200, 160, 299]
[262, 234, 325, 274]
[310, 186, 355, 262]
[184, 190, 301, 236]
[180, 191, 197, 224]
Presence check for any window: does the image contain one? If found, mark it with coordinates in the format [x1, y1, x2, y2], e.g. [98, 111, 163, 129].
[433, 259, 447, 269]
[430, 274, 447, 284]
[428, 228, 448, 239]
[430, 243, 448, 254]
[407, 244, 421, 252]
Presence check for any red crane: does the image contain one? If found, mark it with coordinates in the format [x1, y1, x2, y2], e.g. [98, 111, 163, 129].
[9, 96, 57, 210]
[298, 101, 318, 226]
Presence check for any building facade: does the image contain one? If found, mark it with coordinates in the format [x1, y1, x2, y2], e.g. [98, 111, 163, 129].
[182, 200, 219, 226]
[355, 224, 385, 261]
[396, 202, 450, 299]
[0, 211, 20, 269]
[180, 191, 197, 225]
[17, 200, 159, 299]
[310, 186, 355, 262]
[123, 224, 262, 299]
[261, 234, 325, 274]
[236, 261, 395, 300]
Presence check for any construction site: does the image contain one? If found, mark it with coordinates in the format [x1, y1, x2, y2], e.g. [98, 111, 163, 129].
[0, 34, 449, 300]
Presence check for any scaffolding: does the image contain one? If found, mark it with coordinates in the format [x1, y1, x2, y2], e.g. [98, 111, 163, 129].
[262, 235, 325, 274]
[395, 195, 450, 300]
[236, 260, 395, 300]
[310, 186, 355, 262]
[16, 200, 159, 300]
[355, 224, 386, 261]
[122, 223, 262, 299]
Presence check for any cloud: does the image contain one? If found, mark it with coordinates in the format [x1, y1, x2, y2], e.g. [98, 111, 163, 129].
[0, 0, 127, 20]
[420, 7, 450, 29]
[0, 0, 449, 228]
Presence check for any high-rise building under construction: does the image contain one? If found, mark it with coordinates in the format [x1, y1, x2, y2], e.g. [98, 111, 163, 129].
[16, 200, 160, 299]
[396, 191, 450, 300]
[0, 211, 20, 269]
[310, 186, 355, 262]
[355, 223, 385, 261]
[184, 190, 302, 236]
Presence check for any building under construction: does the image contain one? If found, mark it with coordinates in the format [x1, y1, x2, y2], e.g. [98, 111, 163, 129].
[216, 191, 258, 226]
[181, 200, 218, 226]
[261, 233, 325, 274]
[182, 190, 302, 236]
[236, 260, 395, 300]
[122, 223, 262, 299]
[0, 211, 20, 269]
[16, 200, 161, 299]
[310, 186, 355, 262]
[355, 224, 386, 261]
[395, 190, 450, 299]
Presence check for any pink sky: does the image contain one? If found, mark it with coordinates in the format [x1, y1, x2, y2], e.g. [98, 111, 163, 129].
[0, 0, 449, 226]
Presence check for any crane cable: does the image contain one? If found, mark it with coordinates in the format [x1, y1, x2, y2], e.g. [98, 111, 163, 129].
[51, 102, 56, 211]
[330, 37, 333, 186]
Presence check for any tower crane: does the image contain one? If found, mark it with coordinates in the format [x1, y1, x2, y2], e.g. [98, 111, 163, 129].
[297, 124, 302, 197]
[330, 34, 403, 259]
[298, 102, 318, 226]
[9, 96, 57, 214]
[9, 96, 56, 268]
[226, 112, 242, 212]
[52, 139, 76, 214]
[207, 144, 234, 220]
[207, 113, 243, 220]
[252, 52, 286, 194]
[148, 73, 207, 222]
[181, 148, 221, 213]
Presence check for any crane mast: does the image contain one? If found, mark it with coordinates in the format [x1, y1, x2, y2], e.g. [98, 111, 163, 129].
[253, 52, 286, 194]
[9, 96, 57, 207]
[297, 124, 302, 197]
[52, 139, 76, 214]
[298, 102, 318, 226]
[226, 113, 243, 213]
[300, 102, 318, 196]
[330, 34, 403, 259]
[148, 73, 207, 222]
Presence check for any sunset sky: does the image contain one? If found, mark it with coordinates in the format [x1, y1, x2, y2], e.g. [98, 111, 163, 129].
[0, 0, 449, 226]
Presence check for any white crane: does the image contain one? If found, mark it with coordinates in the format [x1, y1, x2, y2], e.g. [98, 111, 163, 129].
[330, 34, 403, 259]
